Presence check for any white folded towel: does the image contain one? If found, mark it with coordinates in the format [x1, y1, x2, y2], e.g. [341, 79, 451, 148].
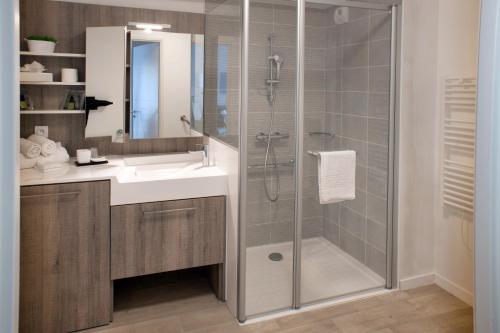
[20, 153, 38, 169]
[28, 134, 57, 157]
[20, 138, 41, 159]
[317, 150, 356, 205]
[35, 160, 67, 173]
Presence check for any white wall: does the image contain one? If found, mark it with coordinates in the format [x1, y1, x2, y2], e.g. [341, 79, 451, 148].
[434, 0, 479, 305]
[398, 0, 440, 287]
[398, 0, 479, 304]
[208, 137, 239, 317]
[0, 0, 20, 332]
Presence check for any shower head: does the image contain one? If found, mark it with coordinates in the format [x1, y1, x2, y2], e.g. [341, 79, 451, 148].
[268, 33, 276, 41]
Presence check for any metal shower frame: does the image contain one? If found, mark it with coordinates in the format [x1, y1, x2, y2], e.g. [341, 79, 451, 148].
[238, 0, 402, 323]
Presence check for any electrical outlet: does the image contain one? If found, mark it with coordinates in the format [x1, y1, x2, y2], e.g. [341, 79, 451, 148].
[34, 126, 49, 138]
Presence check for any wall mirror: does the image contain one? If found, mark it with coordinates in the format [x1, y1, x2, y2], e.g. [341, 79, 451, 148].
[84, 22, 204, 142]
[129, 30, 205, 139]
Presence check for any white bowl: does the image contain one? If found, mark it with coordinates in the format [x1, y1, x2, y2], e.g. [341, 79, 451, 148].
[26, 39, 56, 53]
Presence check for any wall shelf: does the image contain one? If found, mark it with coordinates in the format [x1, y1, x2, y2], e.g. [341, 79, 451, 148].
[20, 51, 86, 58]
[20, 110, 86, 115]
[21, 81, 85, 86]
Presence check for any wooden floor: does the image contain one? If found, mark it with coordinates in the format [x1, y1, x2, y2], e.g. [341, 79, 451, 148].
[84, 272, 473, 333]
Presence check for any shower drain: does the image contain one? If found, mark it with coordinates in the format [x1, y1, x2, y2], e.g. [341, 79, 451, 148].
[268, 253, 283, 261]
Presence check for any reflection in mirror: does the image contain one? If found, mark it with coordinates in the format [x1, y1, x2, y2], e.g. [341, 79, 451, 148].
[128, 30, 204, 139]
[131, 40, 160, 138]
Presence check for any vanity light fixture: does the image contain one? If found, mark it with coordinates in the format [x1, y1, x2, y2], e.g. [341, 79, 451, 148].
[129, 22, 171, 33]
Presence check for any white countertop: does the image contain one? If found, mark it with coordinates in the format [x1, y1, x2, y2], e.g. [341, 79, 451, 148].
[21, 156, 125, 186]
[20, 155, 227, 187]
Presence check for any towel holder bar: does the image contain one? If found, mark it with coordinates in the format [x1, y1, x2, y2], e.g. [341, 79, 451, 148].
[308, 151, 320, 157]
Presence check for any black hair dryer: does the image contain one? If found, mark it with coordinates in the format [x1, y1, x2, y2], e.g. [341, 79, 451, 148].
[85, 96, 113, 123]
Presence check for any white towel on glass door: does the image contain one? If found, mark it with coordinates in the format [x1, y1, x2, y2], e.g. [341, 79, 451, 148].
[317, 150, 356, 205]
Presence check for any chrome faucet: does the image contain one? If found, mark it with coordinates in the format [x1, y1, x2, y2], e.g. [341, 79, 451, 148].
[194, 144, 210, 167]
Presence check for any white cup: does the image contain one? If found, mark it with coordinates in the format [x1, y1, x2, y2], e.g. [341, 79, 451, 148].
[77, 149, 91, 164]
[61, 68, 78, 83]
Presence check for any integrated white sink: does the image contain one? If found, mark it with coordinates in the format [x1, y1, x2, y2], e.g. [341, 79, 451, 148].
[111, 153, 227, 206]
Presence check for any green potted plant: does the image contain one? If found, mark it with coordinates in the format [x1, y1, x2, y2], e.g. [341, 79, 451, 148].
[25, 35, 58, 53]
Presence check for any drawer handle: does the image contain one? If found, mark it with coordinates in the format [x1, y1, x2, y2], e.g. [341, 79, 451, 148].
[21, 191, 81, 199]
[142, 207, 197, 219]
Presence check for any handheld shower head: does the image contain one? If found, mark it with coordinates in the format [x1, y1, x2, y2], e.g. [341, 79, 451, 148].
[272, 54, 284, 80]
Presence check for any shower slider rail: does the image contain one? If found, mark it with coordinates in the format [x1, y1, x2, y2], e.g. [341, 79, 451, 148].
[247, 159, 295, 169]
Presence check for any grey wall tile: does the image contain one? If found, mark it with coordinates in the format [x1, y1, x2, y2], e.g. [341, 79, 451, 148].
[275, 24, 297, 48]
[342, 115, 368, 141]
[305, 48, 327, 70]
[305, 69, 326, 91]
[341, 137, 367, 165]
[341, 92, 368, 116]
[342, 43, 369, 68]
[369, 66, 390, 92]
[342, 189, 366, 216]
[250, 3, 274, 23]
[324, 221, 340, 245]
[340, 206, 366, 239]
[367, 143, 388, 172]
[306, 26, 327, 48]
[275, 5, 295, 25]
[356, 164, 367, 191]
[326, 47, 340, 69]
[368, 93, 390, 119]
[366, 219, 387, 252]
[270, 199, 295, 223]
[247, 224, 271, 247]
[369, 39, 391, 67]
[270, 220, 294, 243]
[340, 228, 366, 263]
[370, 12, 391, 41]
[367, 193, 387, 226]
[368, 118, 389, 146]
[366, 244, 387, 278]
[341, 18, 369, 45]
[326, 70, 340, 91]
[303, 217, 324, 238]
[326, 91, 341, 113]
[342, 68, 369, 91]
[367, 168, 387, 198]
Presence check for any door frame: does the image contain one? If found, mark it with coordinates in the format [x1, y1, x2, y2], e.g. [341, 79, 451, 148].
[0, 0, 20, 332]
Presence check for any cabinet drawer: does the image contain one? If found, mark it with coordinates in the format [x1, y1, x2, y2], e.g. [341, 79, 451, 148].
[111, 196, 225, 279]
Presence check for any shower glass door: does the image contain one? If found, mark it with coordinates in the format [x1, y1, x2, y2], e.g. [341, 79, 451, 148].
[239, 0, 397, 320]
[243, 0, 298, 317]
[300, 2, 394, 305]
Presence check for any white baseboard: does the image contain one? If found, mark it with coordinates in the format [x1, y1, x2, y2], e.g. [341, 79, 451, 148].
[434, 274, 474, 306]
[399, 273, 474, 306]
[399, 273, 436, 290]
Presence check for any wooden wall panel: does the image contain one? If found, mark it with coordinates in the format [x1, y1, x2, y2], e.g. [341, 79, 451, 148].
[19, 0, 205, 156]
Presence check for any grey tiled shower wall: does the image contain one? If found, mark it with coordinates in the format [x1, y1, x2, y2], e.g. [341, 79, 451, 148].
[244, 3, 392, 279]
[321, 6, 392, 279]
[204, 0, 241, 148]
[204, 1, 391, 279]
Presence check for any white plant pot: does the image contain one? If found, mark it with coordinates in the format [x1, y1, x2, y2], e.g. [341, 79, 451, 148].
[26, 39, 56, 53]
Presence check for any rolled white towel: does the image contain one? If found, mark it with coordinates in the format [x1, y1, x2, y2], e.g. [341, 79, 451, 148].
[19, 153, 37, 169]
[36, 146, 70, 165]
[28, 134, 57, 157]
[20, 138, 41, 159]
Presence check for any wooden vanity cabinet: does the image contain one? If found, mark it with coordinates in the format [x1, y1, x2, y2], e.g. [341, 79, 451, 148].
[20, 181, 111, 333]
[111, 196, 225, 280]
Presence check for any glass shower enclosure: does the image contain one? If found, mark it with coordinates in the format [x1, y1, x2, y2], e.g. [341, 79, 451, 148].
[237, 0, 400, 321]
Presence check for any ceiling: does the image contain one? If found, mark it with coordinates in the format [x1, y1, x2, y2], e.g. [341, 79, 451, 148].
[53, 0, 206, 14]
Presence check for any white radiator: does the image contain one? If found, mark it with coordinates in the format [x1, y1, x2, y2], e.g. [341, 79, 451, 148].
[441, 78, 477, 214]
